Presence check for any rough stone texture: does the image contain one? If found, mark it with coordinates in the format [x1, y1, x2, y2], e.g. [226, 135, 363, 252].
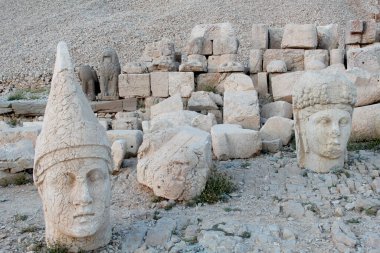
[249, 49, 263, 74]
[224, 90, 260, 130]
[268, 27, 284, 49]
[283, 200, 305, 219]
[261, 101, 293, 119]
[211, 124, 261, 160]
[78, 65, 100, 101]
[221, 73, 254, 92]
[213, 37, 239, 55]
[0, 140, 34, 173]
[348, 20, 364, 34]
[33, 42, 112, 252]
[207, 54, 238, 73]
[271, 71, 304, 103]
[281, 24, 318, 49]
[145, 217, 177, 247]
[266, 60, 287, 73]
[188, 91, 219, 111]
[189, 23, 236, 41]
[141, 38, 178, 72]
[150, 72, 169, 97]
[350, 103, 380, 141]
[196, 73, 227, 94]
[347, 43, 380, 72]
[331, 220, 357, 252]
[186, 37, 213, 55]
[263, 49, 304, 72]
[168, 72, 195, 98]
[317, 24, 339, 50]
[330, 49, 345, 65]
[260, 116, 294, 145]
[255, 72, 269, 97]
[149, 110, 217, 133]
[346, 68, 380, 107]
[122, 62, 148, 74]
[262, 139, 282, 153]
[150, 94, 183, 118]
[179, 54, 207, 72]
[12, 101, 46, 116]
[112, 117, 141, 130]
[119, 73, 150, 98]
[137, 126, 212, 201]
[218, 61, 245, 73]
[98, 48, 121, 100]
[293, 71, 356, 173]
[0, 126, 41, 147]
[304, 50, 329, 70]
[111, 139, 128, 172]
[361, 19, 377, 44]
[106, 130, 144, 157]
[252, 24, 268, 50]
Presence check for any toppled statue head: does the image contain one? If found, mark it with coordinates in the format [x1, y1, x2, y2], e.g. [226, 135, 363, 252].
[293, 71, 357, 173]
[34, 42, 112, 252]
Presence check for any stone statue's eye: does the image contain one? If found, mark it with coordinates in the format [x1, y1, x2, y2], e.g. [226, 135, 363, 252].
[88, 170, 104, 183]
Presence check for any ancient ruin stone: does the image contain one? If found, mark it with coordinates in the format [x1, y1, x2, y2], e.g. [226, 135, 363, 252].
[213, 36, 239, 55]
[361, 19, 377, 44]
[137, 126, 212, 201]
[330, 49, 345, 65]
[271, 71, 304, 103]
[179, 54, 207, 72]
[217, 61, 244, 73]
[34, 42, 112, 251]
[346, 68, 380, 107]
[269, 27, 284, 49]
[266, 60, 287, 73]
[281, 24, 318, 49]
[106, 129, 143, 157]
[351, 103, 380, 142]
[261, 101, 293, 119]
[98, 48, 121, 100]
[0, 140, 34, 173]
[141, 38, 178, 72]
[263, 49, 304, 72]
[347, 43, 380, 72]
[122, 62, 148, 74]
[221, 73, 254, 92]
[252, 24, 268, 50]
[249, 49, 263, 73]
[111, 139, 128, 172]
[260, 116, 294, 145]
[317, 24, 339, 50]
[188, 91, 218, 111]
[150, 94, 183, 118]
[304, 50, 329, 71]
[293, 71, 356, 173]
[150, 72, 169, 97]
[168, 72, 195, 98]
[119, 73, 150, 98]
[78, 65, 100, 101]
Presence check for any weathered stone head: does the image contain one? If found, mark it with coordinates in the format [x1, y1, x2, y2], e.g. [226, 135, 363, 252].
[34, 42, 112, 251]
[293, 71, 356, 173]
[98, 48, 120, 100]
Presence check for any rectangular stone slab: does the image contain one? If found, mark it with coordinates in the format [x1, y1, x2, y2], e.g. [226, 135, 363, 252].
[12, 101, 46, 116]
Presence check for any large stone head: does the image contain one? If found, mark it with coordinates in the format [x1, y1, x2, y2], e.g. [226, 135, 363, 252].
[34, 42, 112, 251]
[293, 71, 356, 173]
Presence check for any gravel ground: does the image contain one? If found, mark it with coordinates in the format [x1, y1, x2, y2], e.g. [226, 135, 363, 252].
[0, 0, 378, 82]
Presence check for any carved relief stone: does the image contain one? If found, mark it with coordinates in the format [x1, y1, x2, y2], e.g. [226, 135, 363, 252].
[98, 48, 121, 100]
[33, 42, 112, 251]
[293, 71, 356, 173]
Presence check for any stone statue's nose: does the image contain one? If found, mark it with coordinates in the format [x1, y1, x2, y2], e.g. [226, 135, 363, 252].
[73, 180, 93, 206]
[331, 122, 341, 137]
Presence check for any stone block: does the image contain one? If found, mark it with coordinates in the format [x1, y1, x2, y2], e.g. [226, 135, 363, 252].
[144, 97, 165, 109]
[122, 62, 148, 74]
[317, 24, 339, 50]
[213, 37, 239, 55]
[196, 73, 226, 94]
[168, 72, 194, 97]
[361, 19, 377, 44]
[186, 37, 213, 55]
[249, 49, 263, 73]
[260, 116, 294, 145]
[150, 72, 169, 97]
[137, 126, 212, 201]
[0, 140, 34, 173]
[348, 20, 363, 34]
[217, 61, 244, 73]
[269, 27, 284, 49]
[0, 126, 41, 147]
[330, 49, 345, 65]
[281, 24, 318, 49]
[207, 54, 237, 73]
[11, 101, 46, 116]
[304, 50, 329, 70]
[263, 49, 304, 72]
[111, 139, 128, 172]
[211, 124, 261, 160]
[223, 90, 260, 130]
[351, 104, 380, 142]
[150, 94, 183, 118]
[262, 139, 282, 153]
[119, 74, 150, 98]
[261, 101, 293, 119]
[345, 21, 362, 44]
[107, 129, 144, 157]
[91, 100, 124, 112]
[266, 60, 287, 73]
[270, 71, 304, 103]
[346, 68, 380, 107]
[188, 91, 218, 111]
[112, 116, 141, 130]
[208, 109, 223, 124]
[221, 73, 254, 92]
[252, 24, 268, 49]
[346, 44, 380, 72]
[179, 54, 207, 72]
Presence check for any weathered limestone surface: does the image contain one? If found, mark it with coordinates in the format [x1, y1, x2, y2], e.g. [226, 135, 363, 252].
[317, 24, 339, 50]
[330, 49, 345, 65]
[168, 72, 194, 97]
[141, 38, 178, 72]
[33, 42, 112, 251]
[98, 48, 120, 100]
[179, 54, 207, 72]
[150, 72, 169, 97]
[346, 68, 380, 107]
[252, 72, 268, 97]
[78, 65, 100, 101]
[150, 94, 183, 118]
[12, 101, 46, 116]
[281, 24, 318, 49]
[260, 116, 294, 145]
[351, 103, 380, 141]
[0, 126, 41, 147]
[0, 140, 34, 173]
[361, 19, 377, 44]
[207, 54, 238, 73]
[221, 73, 254, 92]
[271, 71, 304, 103]
[217, 61, 244, 73]
[268, 27, 284, 49]
[111, 139, 128, 172]
[261, 101, 293, 119]
[304, 50, 329, 70]
[107, 130, 144, 157]
[266, 60, 287, 73]
[213, 37, 239, 55]
[137, 126, 212, 201]
[211, 124, 261, 160]
[252, 24, 268, 50]
[122, 62, 148, 74]
[224, 90, 260, 130]
[249, 49, 263, 74]
[188, 91, 219, 111]
[196, 73, 227, 94]
[293, 71, 356, 173]
[263, 49, 304, 72]
[119, 74, 150, 98]
[347, 43, 380, 72]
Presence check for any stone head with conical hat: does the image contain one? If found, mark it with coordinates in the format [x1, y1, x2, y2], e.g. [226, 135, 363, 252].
[34, 42, 112, 252]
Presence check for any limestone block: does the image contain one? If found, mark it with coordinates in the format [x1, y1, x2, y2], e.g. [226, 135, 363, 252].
[179, 54, 207, 72]
[91, 100, 124, 113]
[189, 23, 236, 41]
[261, 101, 293, 119]
[263, 49, 304, 72]
[168, 72, 194, 97]
[256, 72, 269, 97]
[348, 20, 363, 33]
[211, 124, 261, 160]
[122, 62, 148, 74]
[186, 37, 213, 55]
[141, 38, 176, 62]
[98, 119, 110, 130]
[217, 61, 244, 73]
[145, 217, 177, 247]
[361, 19, 376, 44]
[0, 140, 34, 173]
[271, 71, 304, 103]
[0, 126, 41, 147]
[137, 126, 212, 201]
[317, 24, 339, 50]
[269, 27, 284, 49]
[188, 91, 218, 111]
[351, 103, 380, 141]
[149, 111, 216, 133]
[345, 21, 362, 45]
[208, 92, 223, 106]
[150, 94, 183, 118]
[12, 101, 46, 116]
[260, 116, 294, 145]
[119, 74, 150, 98]
[347, 44, 380, 72]
[221, 73, 254, 92]
[207, 54, 237, 73]
[0, 108, 12, 114]
[249, 49, 263, 73]
[262, 139, 282, 153]
[213, 37, 239, 55]
[281, 24, 318, 49]
[266, 60, 287, 73]
[111, 139, 128, 172]
[196, 73, 226, 94]
[144, 97, 164, 109]
[252, 24, 268, 50]
[107, 130, 143, 157]
[330, 49, 345, 65]
[304, 50, 329, 70]
[223, 90, 260, 130]
[208, 109, 223, 124]
[112, 117, 140, 130]
[150, 72, 169, 97]
[346, 68, 380, 107]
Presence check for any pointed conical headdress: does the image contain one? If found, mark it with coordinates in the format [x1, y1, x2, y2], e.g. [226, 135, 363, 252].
[34, 42, 111, 184]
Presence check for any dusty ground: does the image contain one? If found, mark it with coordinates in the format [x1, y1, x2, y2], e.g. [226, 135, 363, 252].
[1, 147, 379, 253]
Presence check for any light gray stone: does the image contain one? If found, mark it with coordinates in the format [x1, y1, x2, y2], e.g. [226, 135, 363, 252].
[361, 19, 377, 44]
[221, 73, 254, 92]
[213, 37, 239, 55]
[249, 49, 263, 74]
[331, 220, 357, 251]
[351, 103, 380, 141]
[317, 24, 339, 50]
[188, 91, 218, 111]
[0, 140, 34, 173]
[260, 116, 294, 145]
[281, 24, 318, 49]
[261, 101, 293, 119]
[271, 71, 304, 103]
[150, 72, 169, 97]
[266, 60, 287, 73]
[168, 72, 194, 97]
[269, 27, 284, 49]
[111, 139, 128, 172]
[196, 73, 226, 94]
[122, 62, 148, 74]
[263, 49, 304, 72]
[283, 201, 305, 219]
[330, 49, 345, 65]
[262, 139, 282, 153]
[119, 74, 151, 98]
[179, 54, 207, 72]
[150, 94, 183, 118]
[347, 43, 380, 73]
[218, 61, 244, 73]
[146, 218, 176, 247]
[106, 130, 144, 157]
[252, 24, 268, 49]
[304, 50, 329, 70]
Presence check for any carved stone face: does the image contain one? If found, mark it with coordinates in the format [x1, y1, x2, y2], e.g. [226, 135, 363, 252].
[40, 157, 111, 238]
[305, 108, 351, 159]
